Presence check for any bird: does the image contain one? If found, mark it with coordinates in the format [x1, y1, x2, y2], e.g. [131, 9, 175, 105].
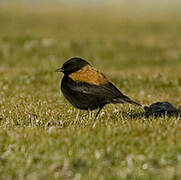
[56, 57, 141, 118]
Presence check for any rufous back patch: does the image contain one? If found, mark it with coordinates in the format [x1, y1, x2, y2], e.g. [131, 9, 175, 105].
[69, 65, 108, 85]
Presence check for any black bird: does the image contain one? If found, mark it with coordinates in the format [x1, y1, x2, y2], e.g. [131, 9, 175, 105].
[56, 57, 141, 118]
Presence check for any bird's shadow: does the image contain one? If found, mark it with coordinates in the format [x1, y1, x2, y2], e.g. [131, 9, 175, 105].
[115, 109, 181, 120]
[121, 110, 146, 119]
[118, 105, 181, 120]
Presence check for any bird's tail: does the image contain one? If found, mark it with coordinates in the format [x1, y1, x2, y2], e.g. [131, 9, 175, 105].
[118, 95, 142, 107]
[125, 98, 142, 107]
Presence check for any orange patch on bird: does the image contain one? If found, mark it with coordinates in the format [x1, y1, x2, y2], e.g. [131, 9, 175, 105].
[69, 65, 108, 85]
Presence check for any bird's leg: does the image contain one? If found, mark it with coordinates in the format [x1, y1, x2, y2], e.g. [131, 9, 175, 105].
[92, 106, 104, 128]
[75, 109, 80, 124]
[92, 107, 104, 128]
[94, 106, 104, 120]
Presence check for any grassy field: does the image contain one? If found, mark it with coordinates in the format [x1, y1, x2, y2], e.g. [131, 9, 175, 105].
[0, 2, 181, 180]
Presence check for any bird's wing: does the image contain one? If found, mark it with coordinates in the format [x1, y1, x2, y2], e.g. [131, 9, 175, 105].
[69, 81, 140, 105]
[104, 82, 141, 106]
[69, 81, 115, 96]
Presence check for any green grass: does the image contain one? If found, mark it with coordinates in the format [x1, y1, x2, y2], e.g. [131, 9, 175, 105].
[0, 2, 181, 180]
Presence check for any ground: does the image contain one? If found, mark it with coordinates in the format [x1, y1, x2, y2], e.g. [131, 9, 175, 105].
[0, 2, 181, 180]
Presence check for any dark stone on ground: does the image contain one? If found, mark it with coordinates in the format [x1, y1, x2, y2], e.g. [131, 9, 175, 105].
[144, 102, 180, 117]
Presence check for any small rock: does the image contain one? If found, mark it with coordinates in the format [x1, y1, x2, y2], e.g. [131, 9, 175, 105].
[144, 102, 179, 117]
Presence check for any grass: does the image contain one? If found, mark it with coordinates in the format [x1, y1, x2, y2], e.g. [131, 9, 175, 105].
[0, 2, 181, 179]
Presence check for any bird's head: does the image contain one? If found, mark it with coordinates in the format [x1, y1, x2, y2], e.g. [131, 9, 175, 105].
[55, 57, 90, 75]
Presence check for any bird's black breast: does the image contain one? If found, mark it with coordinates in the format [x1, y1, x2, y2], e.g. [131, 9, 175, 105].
[61, 76, 105, 110]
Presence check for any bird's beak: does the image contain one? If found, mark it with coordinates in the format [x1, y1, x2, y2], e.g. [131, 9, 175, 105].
[55, 68, 64, 73]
